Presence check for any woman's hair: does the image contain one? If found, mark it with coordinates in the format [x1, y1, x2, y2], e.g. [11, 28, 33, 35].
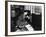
[24, 10, 30, 16]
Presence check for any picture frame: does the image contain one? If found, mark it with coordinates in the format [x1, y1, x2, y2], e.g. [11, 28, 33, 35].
[5, 1, 45, 36]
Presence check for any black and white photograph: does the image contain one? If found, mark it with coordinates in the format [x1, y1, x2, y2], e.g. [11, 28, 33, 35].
[11, 5, 41, 32]
[5, 1, 45, 35]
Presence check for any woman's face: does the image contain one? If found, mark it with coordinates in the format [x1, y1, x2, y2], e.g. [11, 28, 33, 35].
[24, 12, 31, 19]
[23, 12, 28, 18]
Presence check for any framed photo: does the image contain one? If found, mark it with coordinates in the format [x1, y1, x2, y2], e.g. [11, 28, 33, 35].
[5, 1, 45, 36]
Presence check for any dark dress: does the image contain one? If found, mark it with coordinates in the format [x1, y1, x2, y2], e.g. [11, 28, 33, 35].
[32, 13, 42, 30]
